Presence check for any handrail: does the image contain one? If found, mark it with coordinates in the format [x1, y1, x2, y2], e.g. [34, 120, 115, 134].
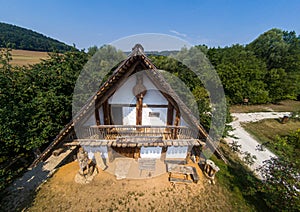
[90, 125, 189, 129]
[76, 125, 198, 140]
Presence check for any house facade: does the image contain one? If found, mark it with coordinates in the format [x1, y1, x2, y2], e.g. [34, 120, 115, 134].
[30, 44, 209, 169]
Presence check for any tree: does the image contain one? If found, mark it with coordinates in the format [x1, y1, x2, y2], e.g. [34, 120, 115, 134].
[265, 68, 289, 102]
[247, 28, 300, 100]
[258, 157, 300, 211]
[247, 28, 289, 70]
[0, 48, 88, 189]
[87, 45, 98, 57]
[209, 45, 269, 104]
[258, 129, 300, 211]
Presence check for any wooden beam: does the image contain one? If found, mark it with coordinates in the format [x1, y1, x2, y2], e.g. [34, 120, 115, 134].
[103, 100, 110, 125]
[167, 102, 174, 126]
[174, 109, 180, 126]
[174, 109, 180, 139]
[95, 108, 100, 125]
[136, 97, 143, 125]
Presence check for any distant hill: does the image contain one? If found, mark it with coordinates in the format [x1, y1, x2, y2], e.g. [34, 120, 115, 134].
[123, 50, 179, 56]
[0, 22, 74, 52]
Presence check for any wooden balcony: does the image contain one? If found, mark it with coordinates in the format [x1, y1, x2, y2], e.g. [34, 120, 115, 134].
[76, 125, 199, 141]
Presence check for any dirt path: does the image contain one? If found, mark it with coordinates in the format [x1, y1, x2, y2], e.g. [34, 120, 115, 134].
[1, 146, 77, 211]
[225, 112, 290, 177]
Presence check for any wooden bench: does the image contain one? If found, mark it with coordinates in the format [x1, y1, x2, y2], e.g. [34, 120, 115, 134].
[169, 177, 193, 183]
[166, 164, 199, 183]
[191, 167, 199, 183]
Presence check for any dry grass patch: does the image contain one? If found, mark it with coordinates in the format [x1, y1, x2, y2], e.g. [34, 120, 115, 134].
[230, 100, 300, 113]
[242, 119, 300, 145]
[10, 49, 49, 66]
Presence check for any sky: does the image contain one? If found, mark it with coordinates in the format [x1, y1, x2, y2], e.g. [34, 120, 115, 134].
[0, 0, 299, 50]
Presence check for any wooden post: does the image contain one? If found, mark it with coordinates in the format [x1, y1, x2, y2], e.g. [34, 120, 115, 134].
[95, 108, 100, 125]
[174, 110, 180, 139]
[103, 100, 110, 125]
[167, 102, 174, 125]
[166, 103, 174, 139]
[107, 147, 114, 163]
[136, 97, 143, 125]
[160, 146, 167, 161]
[133, 73, 147, 126]
[134, 147, 140, 159]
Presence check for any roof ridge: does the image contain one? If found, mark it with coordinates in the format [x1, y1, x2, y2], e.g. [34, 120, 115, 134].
[129, 43, 145, 57]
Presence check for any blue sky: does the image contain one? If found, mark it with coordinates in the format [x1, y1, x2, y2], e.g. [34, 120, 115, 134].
[0, 0, 299, 50]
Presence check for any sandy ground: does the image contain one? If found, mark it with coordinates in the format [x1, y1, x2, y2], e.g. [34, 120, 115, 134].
[225, 112, 290, 177]
[26, 161, 235, 211]
[2, 153, 239, 211]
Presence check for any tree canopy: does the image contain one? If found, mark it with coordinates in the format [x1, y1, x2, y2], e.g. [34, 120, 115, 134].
[206, 28, 300, 104]
[0, 22, 74, 52]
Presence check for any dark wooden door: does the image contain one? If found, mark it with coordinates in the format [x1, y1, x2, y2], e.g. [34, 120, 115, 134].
[112, 147, 140, 158]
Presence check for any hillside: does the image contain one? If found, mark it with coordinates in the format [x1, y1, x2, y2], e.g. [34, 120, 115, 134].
[0, 22, 74, 52]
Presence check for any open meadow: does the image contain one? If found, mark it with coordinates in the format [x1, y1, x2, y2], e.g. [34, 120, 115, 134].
[10, 49, 49, 66]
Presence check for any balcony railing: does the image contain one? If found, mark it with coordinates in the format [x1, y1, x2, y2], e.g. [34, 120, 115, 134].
[76, 125, 198, 140]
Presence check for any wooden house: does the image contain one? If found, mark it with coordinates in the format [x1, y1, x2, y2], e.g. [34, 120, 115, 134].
[30, 44, 217, 170]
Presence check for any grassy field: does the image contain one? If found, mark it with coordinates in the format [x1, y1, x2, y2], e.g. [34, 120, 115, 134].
[242, 118, 300, 153]
[230, 100, 300, 113]
[10, 49, 49, 66]
[242, 118, 300, 144]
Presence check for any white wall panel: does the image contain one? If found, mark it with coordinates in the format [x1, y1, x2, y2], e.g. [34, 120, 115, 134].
[140, 147, 162, 159]
[123, 106, 136, 125]
[108, 74, 136, 104]
[166, 146, 188, 159]
[82, 146, 108, 159]
[142, 107, 167, 125]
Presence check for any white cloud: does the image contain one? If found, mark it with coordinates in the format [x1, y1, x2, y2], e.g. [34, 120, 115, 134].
[169, 30, 187, 38]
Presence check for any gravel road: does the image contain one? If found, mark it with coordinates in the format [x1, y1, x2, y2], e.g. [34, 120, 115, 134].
[225, 112, 291, 178]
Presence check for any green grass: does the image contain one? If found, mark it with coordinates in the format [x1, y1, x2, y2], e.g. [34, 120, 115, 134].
[212, 142, 269, 211]
[230, 100, 300, 113]
[242, 118, 300, 154]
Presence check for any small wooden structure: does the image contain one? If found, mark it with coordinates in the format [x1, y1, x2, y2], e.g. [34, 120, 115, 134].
[167, 163, 199, 184]
[243, 98, 249, 105]
[77, 147, 90, 175]
[281, 115, 289, 124]
[203, 159, 220, 184]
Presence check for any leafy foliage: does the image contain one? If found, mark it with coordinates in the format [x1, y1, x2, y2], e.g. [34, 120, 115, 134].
[207, 29, 300, 104]
[208, 45, 270, 104]
[0, 48, 88, 189]
[256, 129, 300, 211]
[259, 157, 300, 211]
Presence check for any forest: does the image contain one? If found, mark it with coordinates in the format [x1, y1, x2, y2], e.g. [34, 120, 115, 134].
[0, 28, 299, 210]
[0, 22, 74, 52]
